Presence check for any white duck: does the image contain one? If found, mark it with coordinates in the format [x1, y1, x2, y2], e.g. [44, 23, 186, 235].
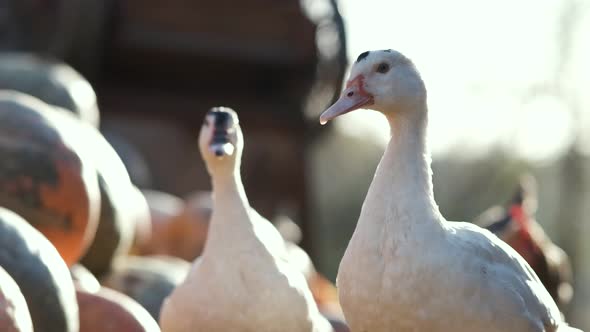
[160, 107, 333, 332]
[320, 49, 582, 332]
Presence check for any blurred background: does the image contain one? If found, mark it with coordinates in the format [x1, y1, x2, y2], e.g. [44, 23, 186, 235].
[1, 0, 589, 329]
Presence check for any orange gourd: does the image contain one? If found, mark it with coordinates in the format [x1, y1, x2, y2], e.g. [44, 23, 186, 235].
[0, 207, 79, 332]
[0, 91, 100, 266]
[138, 190, 211, 261]
[133, 190, 184, 256]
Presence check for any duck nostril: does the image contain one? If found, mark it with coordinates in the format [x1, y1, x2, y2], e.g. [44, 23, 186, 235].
[347, 91, 354, 97]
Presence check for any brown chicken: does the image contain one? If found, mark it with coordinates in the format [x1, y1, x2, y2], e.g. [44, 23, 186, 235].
[473, 175, 573, 310]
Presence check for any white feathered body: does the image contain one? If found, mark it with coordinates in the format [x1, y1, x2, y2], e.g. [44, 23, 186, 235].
[160, 179, 332, 332]
[339, 219, 563, 332]
[336, 115, 569, 332]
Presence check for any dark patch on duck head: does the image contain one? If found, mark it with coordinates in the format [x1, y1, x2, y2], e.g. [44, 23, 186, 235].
[206, 109, 232, 145]
[356, 51, 370, 62]
[207, 109, 230, 127]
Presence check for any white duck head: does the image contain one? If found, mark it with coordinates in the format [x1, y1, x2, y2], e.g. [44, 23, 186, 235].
[320, 49, 426, 124]
[198, 107, 243, 175]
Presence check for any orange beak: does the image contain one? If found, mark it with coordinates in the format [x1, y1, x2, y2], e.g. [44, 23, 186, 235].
[320, 75, 374, 125]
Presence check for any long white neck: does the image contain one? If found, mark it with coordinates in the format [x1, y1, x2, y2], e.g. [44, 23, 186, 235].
[204, 167, 257, 252]
[212, 170, 248, 210]
[359, 101, 443, 235]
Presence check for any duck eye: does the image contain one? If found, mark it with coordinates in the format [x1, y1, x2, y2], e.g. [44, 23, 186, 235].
[203, 120, 210, 127]
[376, 63, 390, 74]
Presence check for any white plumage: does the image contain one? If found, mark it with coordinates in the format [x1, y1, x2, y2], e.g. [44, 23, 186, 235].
[320, 49, 582, 332]
[160, 107, 333, 332]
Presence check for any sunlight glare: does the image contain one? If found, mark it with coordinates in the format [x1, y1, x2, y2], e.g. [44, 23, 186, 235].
[336, 0, 573, 161]
[511, 95, 574, 164]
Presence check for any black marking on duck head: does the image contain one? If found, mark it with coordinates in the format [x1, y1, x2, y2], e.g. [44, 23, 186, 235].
[211, 128, 229, 145]
[356, 51, 370, 62]
[384, 49, 392, 53]
[206, 108, 232, 145]
[207, 109, 230, 127]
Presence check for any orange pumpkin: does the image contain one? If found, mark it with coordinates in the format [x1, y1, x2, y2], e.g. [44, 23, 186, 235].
[137, 190, 212, 261]
[0, 266, 33, 332]
[77, 286, 161, 332]
[0, 207, 79, 332]
[134, 190, 185, 257]
[0, 91, 100, 266]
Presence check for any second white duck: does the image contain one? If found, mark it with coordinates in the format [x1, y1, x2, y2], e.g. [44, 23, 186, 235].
[160, 107, 333, 332]
[320, 49, 581, 332]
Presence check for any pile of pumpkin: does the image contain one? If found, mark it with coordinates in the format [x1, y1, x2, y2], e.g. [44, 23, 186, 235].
[0, 53, 347, 332]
